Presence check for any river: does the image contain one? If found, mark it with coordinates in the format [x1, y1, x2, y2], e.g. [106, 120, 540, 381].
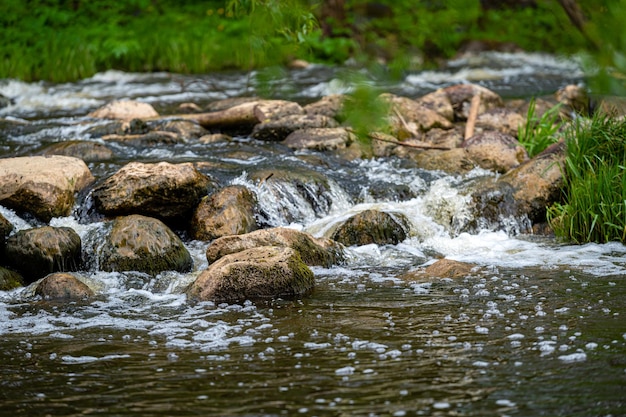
[0, 52, 624, 416]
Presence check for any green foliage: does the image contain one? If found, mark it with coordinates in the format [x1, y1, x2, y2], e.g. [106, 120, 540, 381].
[336, 74, 390, 147]
[548, 115, 626, 243]
[518, 99, 564, 158]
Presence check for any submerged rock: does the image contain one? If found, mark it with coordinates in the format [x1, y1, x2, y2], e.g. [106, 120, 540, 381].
[39, 140, 115, 162]
[92, 161, 211, 223]
[206, 227, 344, 267]
[331, 209, 410, 246]
[401, 259, 480, 281]
[35, 272, 94, 301]
[3, 226, 82, 284]
[0, 155, 95, 222]
[95, 215, 192, 276]
[190, 185, 258, 241]
[187, 246, 314, 303]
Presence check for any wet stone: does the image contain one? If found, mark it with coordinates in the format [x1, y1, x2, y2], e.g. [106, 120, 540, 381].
[35, 272, 94, 301]
[3, 226, 82, 284]
[332, 209, 410, 246]
[0, 266, 23, 291]
[93, 214, 192, 276]
[187, 246, 314, 303]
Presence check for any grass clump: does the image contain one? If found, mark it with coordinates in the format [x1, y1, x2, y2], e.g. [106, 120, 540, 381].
[548, 114, 626, 243]
[518, 99, 564, 158]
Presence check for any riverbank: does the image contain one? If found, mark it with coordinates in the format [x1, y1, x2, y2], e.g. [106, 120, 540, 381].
[1, 0, 590, 83]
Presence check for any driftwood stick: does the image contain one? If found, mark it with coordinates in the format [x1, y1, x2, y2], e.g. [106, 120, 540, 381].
[365, 132, 451, 150]
[464, 95, 481, 140]
[393, 108, 419, 137]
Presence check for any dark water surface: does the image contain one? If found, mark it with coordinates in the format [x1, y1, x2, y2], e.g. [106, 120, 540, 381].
[1, 53, 624, 416]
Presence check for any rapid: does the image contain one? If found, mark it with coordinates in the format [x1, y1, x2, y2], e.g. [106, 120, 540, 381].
[0, 52, 624, 416]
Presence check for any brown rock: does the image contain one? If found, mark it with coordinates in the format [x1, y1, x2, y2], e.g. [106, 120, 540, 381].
[92, 161, 211, 222]
[190, 185, 258, 241]
[88, 100, 159, 120]
[0, 266, 23, 291]
[206, 227, 343, 267]
[35, 273, 94, 301]
[39, 140, 115, 162]
[187, 246, 314, 303]
[284, 127, 355, 151]
[380, 94, 453, 137]
[555, 84, 589, 116]
[331, 209, 410, 246]
[402, 259, 480, 282]
[303, 94, 346, 119]
[252, 114, 339, 142]
[3, 226, 82, 284]
[409, 148, 476, 175]
[441, 84, 504, 121]
[0, 156, 94, 222]
[416, 89, 455, 121]
[95, 215, 192, 275]
[475, 108, 526, 137]
[462, 131, 528, 173]
[499, 140, 566, 223]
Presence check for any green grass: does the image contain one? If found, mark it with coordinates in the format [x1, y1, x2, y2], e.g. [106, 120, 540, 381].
[548, 114, 626, 243]
[518, 99, 564, 158]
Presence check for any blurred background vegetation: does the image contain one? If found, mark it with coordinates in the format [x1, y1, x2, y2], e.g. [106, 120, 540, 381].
[0, 0, 623, 87]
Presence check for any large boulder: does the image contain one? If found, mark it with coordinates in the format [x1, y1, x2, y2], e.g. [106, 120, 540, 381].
[0, 156, 95, 222]
[35, 272, 94, 301]
[92, 162, 211, 223]
[331, 209, 411, 246]
[206, 227, 343, 267]
[190, 185, 258, 241]
[409, 148, 476, 175]
[88, 100, 159, 119]
[499, 140, 566, 224]
[187, 246, 314, 303]
[462, 131, 528, 173]
[94, 215, 192, 275]
[3, 226, 82, 284]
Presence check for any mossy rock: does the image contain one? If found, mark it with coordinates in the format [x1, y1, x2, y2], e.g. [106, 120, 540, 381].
[331, 209, 410, 246]
[0, 266, 24, 291]
[95, 215, 192, 275]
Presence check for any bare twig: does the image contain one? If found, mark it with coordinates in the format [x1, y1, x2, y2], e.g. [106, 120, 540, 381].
[464, 95, 481, 140]
[366, 132, 451, 150]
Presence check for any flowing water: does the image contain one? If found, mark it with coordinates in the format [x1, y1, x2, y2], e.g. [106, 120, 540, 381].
[0, 52, 624, 416]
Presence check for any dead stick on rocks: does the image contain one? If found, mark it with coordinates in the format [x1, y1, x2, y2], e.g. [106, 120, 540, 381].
[365, 132, 451, 150]
[464, 95, 481, 140]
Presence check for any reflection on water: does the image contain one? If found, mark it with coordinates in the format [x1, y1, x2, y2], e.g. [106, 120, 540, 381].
[0, 52, 623, 416]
